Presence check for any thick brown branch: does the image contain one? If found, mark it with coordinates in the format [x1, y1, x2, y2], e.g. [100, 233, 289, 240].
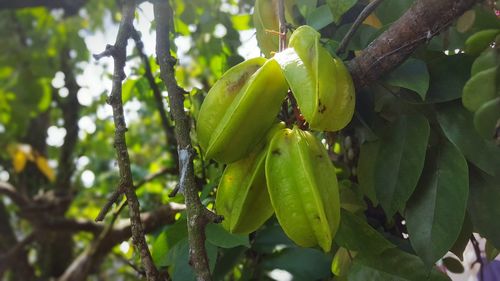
[348, 0, 479, 89]
[99, 0, 161, 280]
[154, 1, 222, 280]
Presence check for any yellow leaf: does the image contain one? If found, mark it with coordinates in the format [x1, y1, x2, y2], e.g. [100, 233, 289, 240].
[35, 156, 55, 182]
[12, 150, 27, 173]
[363, 14, 382, 29]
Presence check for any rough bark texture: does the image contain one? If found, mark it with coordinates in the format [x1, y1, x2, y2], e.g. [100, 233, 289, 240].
[348, 0, 479, 89]
[103, 0, 161, 280]
[154, 1, 222, 280]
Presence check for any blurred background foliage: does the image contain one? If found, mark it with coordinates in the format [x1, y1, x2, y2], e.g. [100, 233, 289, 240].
[0, 0, 499, 280]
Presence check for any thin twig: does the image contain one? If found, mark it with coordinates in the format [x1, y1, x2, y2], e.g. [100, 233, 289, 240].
[96, 167, 175, 222]
[130, 27, 178, 163]
[154, 1, 222, 280]
[471, 235, 484, 281]
[113, 252, 146, 277]
[277, 0, 286, 51]
[0, 232, 36, 275]
[97, 0, 161, 279]
[337, 0, 384, 55]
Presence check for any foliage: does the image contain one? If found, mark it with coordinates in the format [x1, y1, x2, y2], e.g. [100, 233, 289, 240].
[0, 0, 499, 281]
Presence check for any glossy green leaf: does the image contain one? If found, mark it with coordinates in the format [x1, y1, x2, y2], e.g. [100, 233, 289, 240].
[462, 66, 497, 112]
[468, 169, 500, 249]
[357, 140, 380, 205]
[348, 248, 451, 281]
[425, 54, 474, 103]
[474, 97, 500, 140]
[165, 238, 218, 281]
[261, 247, 332, 281]
[450, 214, 473, 260]
[326, 0, 357, 23]
[336, 209, 395, 254]
[405, 141, 469, 266]
[332, 247, 353, 277]
[375, 0, 413, 24]
[437, 102, 500, 176]
[306, 5, 334, 30]
[253, 224, 295, 254]
[442, 257, 464, 273]
[471, 48, 499, 76]
[384, 58, 430, 100]
[374, 115, 430, 216]
[152, 220, 188, 267]
[465, 29, 500, 55]
[205, 223, 250, 248]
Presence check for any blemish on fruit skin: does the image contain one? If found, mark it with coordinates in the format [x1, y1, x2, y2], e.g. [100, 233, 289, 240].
[226, 66, 260, 93]
[317, 99, 326, 114]
[272, 149, 281, 156]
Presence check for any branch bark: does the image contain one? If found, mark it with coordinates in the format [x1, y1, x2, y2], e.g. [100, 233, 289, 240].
[97, 0, 161, 280]
[154, 1, 222, 280]
[130, 28, 178, 163]
[348, 0, 479, 89]
[57, 203, 184, 281]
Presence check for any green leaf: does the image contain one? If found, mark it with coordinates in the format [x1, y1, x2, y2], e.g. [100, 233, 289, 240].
[152, 220, 188, 267]
[442, 257, 464, 273]
[231, 14, 251, 31]
[471, 48, 499, 76]
[205, 223, 250, 248]
[374, 115, 430, 216]
[336, 209, 395, 254]
[468, 169, 500, 249]
[261, 247, 332, 281]
[348, 248, 451, 281]
[450, 214, 473, 260]
[212, 247, 246, 280]
[474, 97, 500, 140]
[425, 54, 474, 103]
[357, 141, 380, 205]
[437, 102, 500, 176]
[462, 67, 497, 112]
[405, 141, 469, 266]
[326, 0, 358, 23]
[253, 224, 295, 254]
[375, 0, 413, 24]
[384, 58, 430, 100]
[306, 5, 334, 30]
[485, 240, 500, 261]
[332, 247, 353, 277]
[166, 238, 218, 281]
[296, 0, 318, 18]
[465, 29, 500, 55]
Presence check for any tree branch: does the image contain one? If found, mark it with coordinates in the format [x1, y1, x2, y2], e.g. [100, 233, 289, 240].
[130, 28, 178, 163]
[154, 1, 222, 280]
[337, 0, 384, 55]
[96, 0, 161, 280]
[57, 203, 184, 281]
[348, 0, 479, 89]
[0, 181, 30, 207]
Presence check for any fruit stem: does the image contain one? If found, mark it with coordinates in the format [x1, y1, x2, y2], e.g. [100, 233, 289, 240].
[277, 0, 287, 52]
